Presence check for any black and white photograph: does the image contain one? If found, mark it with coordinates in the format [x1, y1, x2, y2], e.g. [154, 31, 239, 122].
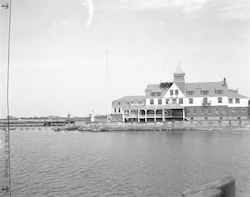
[0, 0, 250, 196]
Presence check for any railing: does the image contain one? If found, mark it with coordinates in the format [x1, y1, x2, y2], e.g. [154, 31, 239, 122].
[202, 100, 211, 106]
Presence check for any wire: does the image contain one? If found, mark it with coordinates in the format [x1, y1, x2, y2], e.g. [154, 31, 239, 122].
[6, 0, 12, 196]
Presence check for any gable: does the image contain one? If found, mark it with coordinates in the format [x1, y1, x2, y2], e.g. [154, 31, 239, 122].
[163, 83, 185, 98]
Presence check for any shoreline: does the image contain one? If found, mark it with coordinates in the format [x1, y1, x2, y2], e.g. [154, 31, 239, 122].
[1, 120, 250, 132]
[78, 121, 250, 132]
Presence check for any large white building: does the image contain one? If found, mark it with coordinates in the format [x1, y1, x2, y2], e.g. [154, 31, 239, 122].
[111, 66, 249, 122]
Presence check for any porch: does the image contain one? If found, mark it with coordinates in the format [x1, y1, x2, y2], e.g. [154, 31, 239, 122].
[123, 104, 186, 122]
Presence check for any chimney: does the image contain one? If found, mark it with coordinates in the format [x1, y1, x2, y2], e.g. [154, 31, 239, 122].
[223, 78, 227, 86]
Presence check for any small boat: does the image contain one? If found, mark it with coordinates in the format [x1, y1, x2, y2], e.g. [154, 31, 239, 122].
[63, 125, 80, 131]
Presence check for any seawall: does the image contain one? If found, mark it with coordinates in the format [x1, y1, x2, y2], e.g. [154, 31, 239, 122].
[78, 120, 250, 131]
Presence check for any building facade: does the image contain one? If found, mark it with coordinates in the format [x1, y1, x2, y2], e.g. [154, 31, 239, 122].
[111, 66, 249, 122]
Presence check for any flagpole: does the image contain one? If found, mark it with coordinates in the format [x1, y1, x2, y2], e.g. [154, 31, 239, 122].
[106, 50, 109, 124]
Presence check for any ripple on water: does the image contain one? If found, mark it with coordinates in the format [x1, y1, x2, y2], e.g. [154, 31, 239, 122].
[0, 129, 250, 197]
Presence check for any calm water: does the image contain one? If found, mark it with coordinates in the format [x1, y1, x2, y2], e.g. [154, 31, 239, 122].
[0, 128, 250, 197]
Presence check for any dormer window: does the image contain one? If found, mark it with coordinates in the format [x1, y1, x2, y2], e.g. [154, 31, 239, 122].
[215, 90, 223, 94]
[201, 90, 209, 95]
[151, 92, 155, 96]
[170, 90, 173, 95]
[157, 92, 161, 96]
[186, 91, 194, 95]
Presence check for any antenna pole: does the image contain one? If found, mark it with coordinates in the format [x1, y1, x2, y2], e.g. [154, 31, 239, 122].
[106, 50, 109, 124]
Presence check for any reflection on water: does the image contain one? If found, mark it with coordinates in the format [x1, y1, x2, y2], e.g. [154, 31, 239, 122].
[0, 129, 250, 197]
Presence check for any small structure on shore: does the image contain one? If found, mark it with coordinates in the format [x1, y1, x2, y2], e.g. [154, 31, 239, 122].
[91, 110, 95, 122]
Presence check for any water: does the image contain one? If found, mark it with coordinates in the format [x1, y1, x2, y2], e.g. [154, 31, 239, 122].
[1, 128, 250, 196]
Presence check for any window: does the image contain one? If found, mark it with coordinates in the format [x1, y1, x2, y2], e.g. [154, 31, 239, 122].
[151, 92, 155, 96]
[222, 107, 226, 114]
[218, 97, 222, 103]
[201, 108, 204, 114]
[189, 98, 193, 104]
[242, 108, 246, 113]
[118, 102, 121, 105]
[201, 90, 209, 95]
[150, 99, 154, 105]
[186, 91, 194, 95]
[229, 98, 233, 104]
[170, 90, 173, 95]
[236, 98, 240, 103]
[215, 90, 223, 94]
[157, 92, 161, 96]
[172, 98, 176, 104]
[205, 117, 208, 120]
[190, 117, 193, 120]
[220, 117, 223, 121]
[158, 99, 162, 105]
[114, 108, 116, 113]
[175, 90, 179, 95]
[203, 98, 208, 103]
[187, 108, 190, 114]
[127, 102, 130, 105]
[232, 108, 236, 113]
[194, 108, 197, 114]
[165, 99, 169, 104]
[238, 117, 241, 120]
[216, 107, 219, 114]
[208, 108, 211, 114]
[179, 98, 183, 104]
[118, 108, 120, 113]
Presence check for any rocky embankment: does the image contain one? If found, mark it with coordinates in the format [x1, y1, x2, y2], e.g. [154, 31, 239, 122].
[78, 120, 250, 132]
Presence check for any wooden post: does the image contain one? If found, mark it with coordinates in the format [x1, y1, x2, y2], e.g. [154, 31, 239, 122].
[182, 176, 235, 197]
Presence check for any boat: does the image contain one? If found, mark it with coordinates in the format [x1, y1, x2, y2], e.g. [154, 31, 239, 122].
[63, 125, 80, 131]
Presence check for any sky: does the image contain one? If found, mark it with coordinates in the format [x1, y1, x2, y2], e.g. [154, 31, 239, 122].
[0, 0, 250, 118]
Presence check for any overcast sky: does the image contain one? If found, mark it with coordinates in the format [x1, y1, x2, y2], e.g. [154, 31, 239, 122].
[0, 0, 250, 118]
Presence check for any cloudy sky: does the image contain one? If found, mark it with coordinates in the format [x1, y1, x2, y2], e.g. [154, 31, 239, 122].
[0, 0, 250, 117]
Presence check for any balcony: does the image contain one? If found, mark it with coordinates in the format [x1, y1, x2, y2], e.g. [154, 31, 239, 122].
[202, 100, 211, 106]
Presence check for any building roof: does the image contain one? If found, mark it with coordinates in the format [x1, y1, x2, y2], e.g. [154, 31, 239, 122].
[124, 104, 184, 111]
[145, 84, 161, 92]
[115, 96, 146, 102]
[227, 91, 248, 99]
[184, 81, 228, 97]
[185, 82, 225, 91]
